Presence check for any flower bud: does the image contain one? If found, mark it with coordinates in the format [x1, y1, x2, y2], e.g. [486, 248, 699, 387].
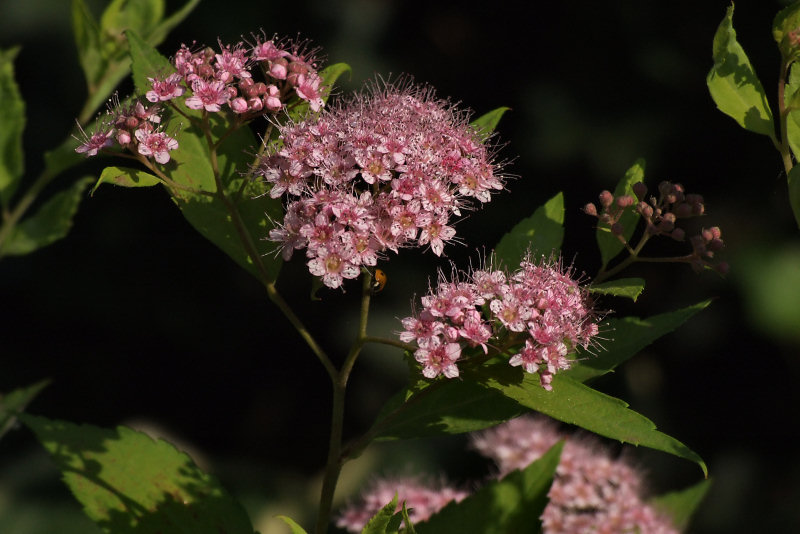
[670, 228, 685, 241]
[599, 190, 614, 208]
[611, 222, 624, 236]
[632, 182, 647, 201]
[616, 195, 635, 208]
[637, 202, 653, 218]
[583, 203, 598, 217]
[674, 202, 692, 218]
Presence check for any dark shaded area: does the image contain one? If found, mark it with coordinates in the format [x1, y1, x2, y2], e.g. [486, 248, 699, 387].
[2, 0, 800, 532]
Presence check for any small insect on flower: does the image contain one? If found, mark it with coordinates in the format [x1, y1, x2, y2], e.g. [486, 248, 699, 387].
[371, 269, 387, 293]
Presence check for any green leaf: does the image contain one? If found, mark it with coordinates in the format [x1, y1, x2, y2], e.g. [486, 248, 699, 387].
[100, 0, 164, 42]
[146, 0, 202, 47]
[588, 278, 645, 302]
[0, 380, 50, 441]
[494, 192, 564, 269]
[596, 159, 644, 269]
[276, 515, 309, 534]
[650, 478, 712, 531]
[565, 300, 711, 383]
[371, 378, 526, 443]
[0, 47, 25, 207]
[362, 495, 400, 534]
[707, 5, 776, 140]
[92, 166, 160, 194]
[773, 1, 800, 62]
[20, 414, 255, 534]
[788, 163, 800, 230]
[470, 107, 511, 140]
[1, 176, 93, 257]
[71, 0, 106, 94]
[127, 28, 174, 96]
[477, 365, 707, 476]
[416, 441, 561, 534]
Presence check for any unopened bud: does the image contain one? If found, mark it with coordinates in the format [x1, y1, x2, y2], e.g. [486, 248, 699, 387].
[599, 190, 614, 208]
[716, 261, 730, 275]
[611, 222, 624, 236]
[638, 202, 653, 218]
[670, 228, 685, 241]
[616, 195, 635, 208]
[583, 203, 598, 217]
[675, 202, 692, 218]
[632, 182, 647, 201]
[708, 238, 724, 252]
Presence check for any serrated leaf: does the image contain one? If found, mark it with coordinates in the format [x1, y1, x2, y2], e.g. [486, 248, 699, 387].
[650, 478, 712, 531]
[0, 47, 25, 207]
[92, 166, 160, 194]
[477, 365, 707, 476]
[100, 0, 164, 42]
[416, 442, 561, 534]
[127, 28, 174, 96]
[470, 107, 510, 140]
[788, 161, 800, 230]
[707, 5, 776, 140]
[362, 494, 400, 534]
[20, 414, 255, 534]
[596, 159, 644, 269]
[371, 378, 526, 443]
[276, 515, 309, 534]
[0, 380, 50, 441]
[588, 277, 645, 302]
[0, 176, 93, 257]
[494, 192, 564, 269]
[565, 300, 711, 383]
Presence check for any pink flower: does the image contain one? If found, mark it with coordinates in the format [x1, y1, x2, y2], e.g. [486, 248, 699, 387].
[307, 243, 360, 289]
[414, 340, 461, 378]
[135, 129, 179, 164]
[336, 477, 468, 533]
[146, 73, 185, 102]
[185, 79, 231, 112]
[74, 122, 115, 157]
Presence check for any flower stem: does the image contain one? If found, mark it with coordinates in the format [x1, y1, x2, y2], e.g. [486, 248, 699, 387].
[315, 273, 374, 534]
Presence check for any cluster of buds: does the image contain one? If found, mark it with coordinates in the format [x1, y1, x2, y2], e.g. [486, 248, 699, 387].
[398, 254, 599, 390]
[471, 416, 680, 533]
[75, 35, 326, 163]
[336, 477, 469, 532]
[261, 81, 505, 289]
[583, 181, 728, 274]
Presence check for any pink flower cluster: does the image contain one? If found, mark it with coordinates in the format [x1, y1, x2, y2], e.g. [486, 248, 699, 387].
[471, 416, 680, 534]
[260, 82, 504, 289]
[398, 255, 599, 390]
[152, 34, 325, 116]
[336, 477, 469, 533]
[75, 98, 179, 164]
[75, 35, 325, 161]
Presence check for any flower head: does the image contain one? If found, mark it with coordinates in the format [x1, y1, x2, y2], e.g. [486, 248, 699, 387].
[336, 477, 469, 533]
[398, 253, 600, 389]
[471, 416, 680, 534]
[260, 79, 505, 289]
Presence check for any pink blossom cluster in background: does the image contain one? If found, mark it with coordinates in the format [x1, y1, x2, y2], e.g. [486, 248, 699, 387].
[335, 477, 469, 533]
[260, 81, 505, 289]
[471, 416, 680, 533]
[75, 35, 325, 162]
[398, 255, 599, 389]
[337, 416, 680, 533]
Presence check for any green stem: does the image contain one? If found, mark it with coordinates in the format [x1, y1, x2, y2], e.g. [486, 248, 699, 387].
[315, 274, 374, 534]
[778, 59, 795, 175]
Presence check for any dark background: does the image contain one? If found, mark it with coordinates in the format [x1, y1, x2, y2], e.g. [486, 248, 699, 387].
[2, 0, 800, 532]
